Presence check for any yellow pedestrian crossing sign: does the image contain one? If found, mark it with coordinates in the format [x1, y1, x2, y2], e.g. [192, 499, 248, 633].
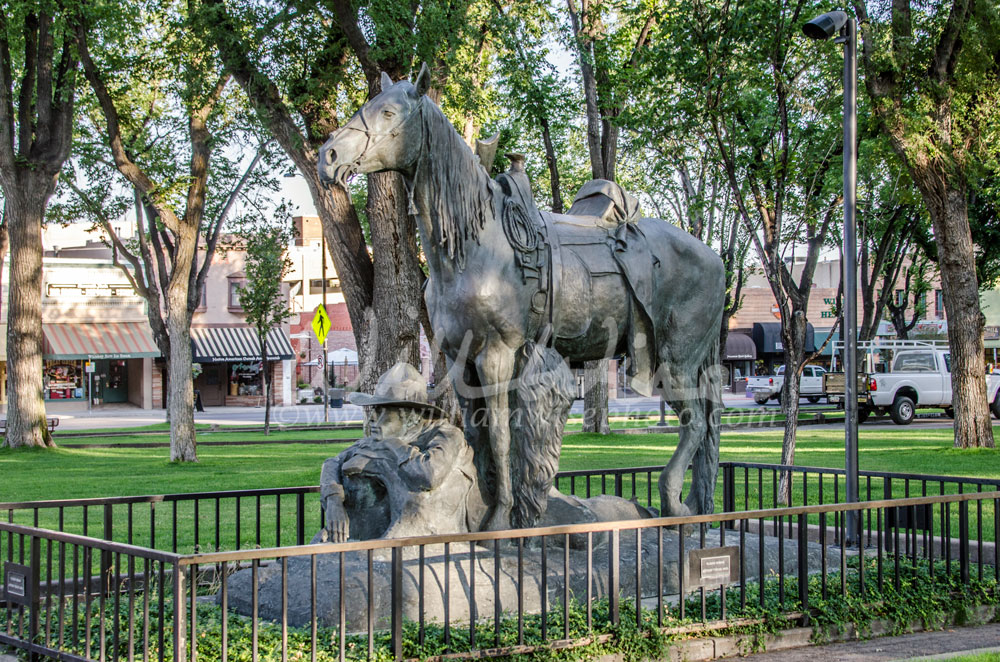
[312, 305, 331, 345]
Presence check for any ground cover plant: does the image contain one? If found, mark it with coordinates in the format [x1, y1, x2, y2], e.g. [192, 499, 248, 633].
[0, 557, 995, 662]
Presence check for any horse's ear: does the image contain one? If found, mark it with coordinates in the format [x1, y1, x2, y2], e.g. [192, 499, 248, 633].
[380, 71, 393, 92]
[414, 63, 431, 97]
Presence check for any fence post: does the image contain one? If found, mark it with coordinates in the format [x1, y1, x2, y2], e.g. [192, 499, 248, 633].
[103, 504, 114, 596]
[28, 536, 41, 662]
[391, 547, 402, 662]
[959, 500, 970, 585]
[608, 529, 619, 625]
[614, 473, 623, 499]
[296, 493, 306, 546]
[797, 514, 808, 618]
[722, 465, 736, 529]
[174, 563, 187, 662]
[883, 479, 893, 552]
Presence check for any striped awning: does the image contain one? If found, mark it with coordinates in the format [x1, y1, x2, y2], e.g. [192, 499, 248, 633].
[191, 327, 294, 363]
[42, 322, 160, 359]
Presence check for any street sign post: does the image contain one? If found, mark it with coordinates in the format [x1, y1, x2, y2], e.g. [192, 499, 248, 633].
[312, 304, 331, 423]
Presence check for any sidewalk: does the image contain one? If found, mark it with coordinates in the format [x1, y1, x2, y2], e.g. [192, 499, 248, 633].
[740, 622, 1000, 661]
[47, 403, 367, 431]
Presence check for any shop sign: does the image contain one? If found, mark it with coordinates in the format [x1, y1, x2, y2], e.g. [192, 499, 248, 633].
[986, 326, 1000, 341]
[204, 355, 285, 363]
[85, 361, 96, 373]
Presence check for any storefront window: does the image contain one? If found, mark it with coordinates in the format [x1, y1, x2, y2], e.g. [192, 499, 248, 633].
[230, 362, 262, 396]
[44, 360, 85, 400]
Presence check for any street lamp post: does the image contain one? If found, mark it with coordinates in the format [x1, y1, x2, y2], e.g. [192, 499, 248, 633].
[322, 232, 329, 424]
[803, 10, 859, 545]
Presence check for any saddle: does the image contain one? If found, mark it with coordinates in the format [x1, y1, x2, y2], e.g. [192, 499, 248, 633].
[495, 156, 651, 376]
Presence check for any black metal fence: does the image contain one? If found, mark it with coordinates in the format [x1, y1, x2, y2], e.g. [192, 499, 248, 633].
[1, 466, 998, 662]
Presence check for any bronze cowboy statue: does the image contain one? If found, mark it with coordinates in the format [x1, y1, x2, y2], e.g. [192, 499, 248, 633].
[320, 362, 488, 541]
[318, 65, 725, 531]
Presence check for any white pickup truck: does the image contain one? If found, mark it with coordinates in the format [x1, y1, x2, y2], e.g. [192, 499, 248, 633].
[867, 348, 1000, 424]
[746, 364, 827, 405]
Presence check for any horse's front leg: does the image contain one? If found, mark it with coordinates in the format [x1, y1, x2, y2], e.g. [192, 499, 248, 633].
[477, 344, 516, 531]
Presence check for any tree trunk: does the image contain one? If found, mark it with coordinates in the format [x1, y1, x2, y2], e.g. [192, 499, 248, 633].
[922, 185, 994, 449]
[362, 171, 423, 391]
[582, 359, 610, 434]
[262, 354, 271, 436]
[539, 116, 564, 214]
[776, 313, 806, 505]
[167, 301, 197, 461]
[3, 190, 54, 448]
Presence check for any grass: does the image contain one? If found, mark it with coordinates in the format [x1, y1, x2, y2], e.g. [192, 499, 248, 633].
[940, 655, 1000, 662]
[4, 425, 996, 503]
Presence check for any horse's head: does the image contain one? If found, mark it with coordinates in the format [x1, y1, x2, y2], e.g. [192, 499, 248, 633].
[318, 65, 430, 187]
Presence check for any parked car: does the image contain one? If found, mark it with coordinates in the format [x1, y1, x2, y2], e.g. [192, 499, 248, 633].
[866, 348, 1000, 425]
[746, 364, 827, 405]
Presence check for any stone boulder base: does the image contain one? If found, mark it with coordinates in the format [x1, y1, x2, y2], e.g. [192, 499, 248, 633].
[225, 501, 825, 632]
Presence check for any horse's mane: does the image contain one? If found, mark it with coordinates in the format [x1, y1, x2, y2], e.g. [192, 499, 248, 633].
[416, 97, 495, 270]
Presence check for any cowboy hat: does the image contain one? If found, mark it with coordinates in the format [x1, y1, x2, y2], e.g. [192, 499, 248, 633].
[348, 362, 445, 417]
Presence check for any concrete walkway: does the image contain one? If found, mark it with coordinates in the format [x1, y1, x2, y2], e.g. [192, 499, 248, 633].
[740, 622, 1000, 661]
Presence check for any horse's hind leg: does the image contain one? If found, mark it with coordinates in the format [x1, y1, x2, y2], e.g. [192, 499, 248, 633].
[685, 424, 718, 515]
[659, 373, 707, 518]
[477, 344, 516, 531]
[686, 344, 722, 515]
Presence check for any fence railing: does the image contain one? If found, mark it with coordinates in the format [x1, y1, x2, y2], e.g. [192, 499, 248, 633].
[1, 486, 998, 662]
[3, 463, 998, 556]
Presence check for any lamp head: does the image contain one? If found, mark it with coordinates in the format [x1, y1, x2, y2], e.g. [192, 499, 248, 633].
[802, 11, 848, 40]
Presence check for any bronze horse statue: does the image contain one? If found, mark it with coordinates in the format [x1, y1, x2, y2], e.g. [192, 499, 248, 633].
[318, 65, 725, 531]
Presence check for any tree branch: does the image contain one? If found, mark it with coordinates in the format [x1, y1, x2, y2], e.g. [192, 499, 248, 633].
[930, 0, 971, 85]
[329, 0, 379, 84]
[64, 177, 148, 298]
[34, 13, 54, 152]
[77, 22, 182, 232]
[192, 145, 267, 312]
[0, 9, 16, 171]
[17, 13, 38, 157]
[47, 27, 77, 167]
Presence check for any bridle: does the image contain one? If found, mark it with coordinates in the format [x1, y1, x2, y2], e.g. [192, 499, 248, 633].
[337, 95, 426, 174]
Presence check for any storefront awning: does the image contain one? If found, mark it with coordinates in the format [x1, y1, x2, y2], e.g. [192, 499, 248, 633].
[191, 327, 294, 363]
[751, 322, 815, 354]
[43, 322, 160, 359]
[723, 333, 756, 360]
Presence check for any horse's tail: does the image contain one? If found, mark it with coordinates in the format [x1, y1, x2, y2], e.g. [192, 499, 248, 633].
[700, 334, 723, 514]
[509, 342, 576, 529]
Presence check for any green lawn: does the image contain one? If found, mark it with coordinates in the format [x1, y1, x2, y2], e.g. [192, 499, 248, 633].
[6, 424, 996, 503]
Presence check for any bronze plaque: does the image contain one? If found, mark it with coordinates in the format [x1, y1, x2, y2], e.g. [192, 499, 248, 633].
[4, 562, 35, 606]
[686, 546, 740, 589]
